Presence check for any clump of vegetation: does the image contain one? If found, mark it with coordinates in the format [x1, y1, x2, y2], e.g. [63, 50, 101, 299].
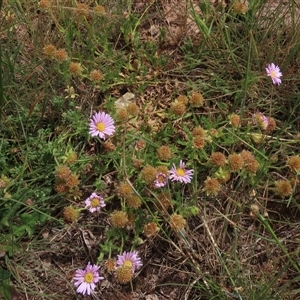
[0, 0, 300, 299]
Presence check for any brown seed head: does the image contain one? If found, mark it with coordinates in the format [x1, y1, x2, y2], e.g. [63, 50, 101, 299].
[190, 92, 204, 107]
[203, 177, 221, 196]
[169, 214, 186, 231]
[90, 69, 103, 82]
[110, 211, 129, 228]
[75, 3, 89, 17]
[63, 206, 79, 223]
[241, 150, 259, 173]
[116, 109, 128, 122]
[54, 181, 69, 194]
[209, 152, 226, 167]
[116, 266, 133, 284]
[266, 117, 276, 133]
[157, 145, 172, 161]
[69, 62, 83, 76]
[125, 194, 142, 209]
[65, 173, 80, 188]
[192, 126, 206, 138]
[275, 180, 292, 198]
[118, 182, 133, 197]
[144, 222, 160, 237]
[127, 103, 139, 116]
[229, 114, 241, 128]
[155, 192, 172, 211]
[54, 49, 68, 62]
[170, 102, 186, 116]
[105, 259, 116, 272]
[228, 153, 244, 171]
[176, 95, 188, 105]
[55, 165, 71, 180]
[233, 2, 248, 14]
[43, 44, 56, 58]
[94, 5, 106, 14]
[141, 165, 157, 184]
[193, 136, 206, 149]
[39, 0, 51, 8]
[132, 158, 144, 169]
[102, 140, 116, 152]
[287, 155, 300, 172]
[156, 165, 169, 175]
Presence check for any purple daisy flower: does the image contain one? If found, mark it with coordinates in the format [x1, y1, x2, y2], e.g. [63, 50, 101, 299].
[266, 63, 282, 85]
[89, 112, 115, 139]
[85, 192, 106, 213]
[116, 251, 143, 272]
[154, 172, 167, 188]
[169, 160, 194, 184]
[73, 262, 104, 295]
[253, 113, 269, 130]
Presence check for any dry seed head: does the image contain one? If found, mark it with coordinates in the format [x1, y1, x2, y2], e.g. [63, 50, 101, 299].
[65, 173, 80, 188]
[190, 92, 204, 107]
[156, 165, 169, 175]
[69, 62, 83, 76]
[141, 165, 157, 184]
[94, 5, 106, 14]
[105, 259, 116, 272]
[170, 102, 186, 116]
[250, 204, 260, 219]
[54, 181, 69, 194]
[110, 211, 129, 228]
[135, 140, 146, 150]
[233, 2, 248, 14]
[228, 153, 244, 171]
[241, 150, 259, 173]
[192, 126, 206, 137]
[116, 266, 133, 284]
[266, 117, 276, 133]
[65, 152, 78, 165]
[116, 109, 128, 122]
[132, 158, 144, 169]
[54, 49, 68, 62]
[287, 155, 300, 172]
[63, 205, 79, 223]
[193, 136, 206, 149]
[169, 214, 186, 231]
[118, 182, 133, 197]
[125, 194, 142, 209]
[75, 3, 89, 17]
[155, 192, 172, 211]
[275, 180, 293, 198]
[39, 0, 51, 8]
[43, 44, 56, 58]
[203, 177, 221, 196]
[144, 222, 160, 237]
[157, 145, 172, 161]
[127, 103, 139, 116]
[229, 114, 241, 128]
[176, 95, 188, 105]
[209, 152, 226, 167]
[55, 165, 71, 180]
[90, 69, 103, 82]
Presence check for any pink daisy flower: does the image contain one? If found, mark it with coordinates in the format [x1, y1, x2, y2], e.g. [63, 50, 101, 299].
[73, 262, 104, 295]
[85, 192, 106, 213]
[253, 113, 269, 130]
[116, 251, 143, 272]
[169, 160, 194, 184]
[266, 63, 282, 85]
[89, 112, 115, 139]
[154, 172, 167, 188]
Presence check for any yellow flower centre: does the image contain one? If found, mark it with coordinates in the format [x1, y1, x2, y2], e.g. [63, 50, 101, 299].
[270, 70, 276, 78]
[96, 122, 106, 132]
[176, 168, 185, 177]
[84, 272, 94, 283]
[90, 198, 100, 208]
[157, 174, 165, 183]
[123, 260, 133, 268]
